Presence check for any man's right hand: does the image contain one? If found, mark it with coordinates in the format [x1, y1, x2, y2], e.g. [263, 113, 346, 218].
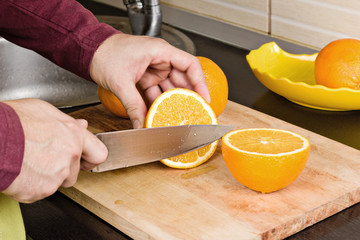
[3, 99, 108, 203]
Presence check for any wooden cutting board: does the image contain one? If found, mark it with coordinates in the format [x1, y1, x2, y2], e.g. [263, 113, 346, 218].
[60, 101, 360, 240]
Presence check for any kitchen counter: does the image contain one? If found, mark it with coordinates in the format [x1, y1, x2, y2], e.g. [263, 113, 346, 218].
[20, 1, 360, 239]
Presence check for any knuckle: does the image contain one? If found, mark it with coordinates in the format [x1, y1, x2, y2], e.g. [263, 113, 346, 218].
[124, 103, 138, 116]
[61, 172, 79, 188]
[71, 150, 82, 162]
[59, 166, 71, 180]
[42, 184, 59, 198]
[65, 119, 81, 131]
[61, 180, 73, 188]
[62, 142, 82, 162]
[154, 37, 167, 45]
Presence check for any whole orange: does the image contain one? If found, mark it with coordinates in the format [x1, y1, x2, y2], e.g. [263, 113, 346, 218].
[197, 56, 228, 116]
[315, 38, 360, 89]
[98, 85, 129, 119]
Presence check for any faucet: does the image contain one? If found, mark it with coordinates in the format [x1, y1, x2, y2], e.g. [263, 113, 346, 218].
[123, 0, 162, 37]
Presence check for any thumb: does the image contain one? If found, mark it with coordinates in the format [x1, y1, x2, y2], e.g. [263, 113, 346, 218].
[115, 83, 147, 129]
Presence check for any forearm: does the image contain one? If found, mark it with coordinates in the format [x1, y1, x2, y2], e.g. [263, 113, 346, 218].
[0, 0, 120, 80]
[0, 103, 24, 192]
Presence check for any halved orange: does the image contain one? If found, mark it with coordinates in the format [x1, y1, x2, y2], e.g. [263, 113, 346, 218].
[222, 128, 310, 193]
[145, 88, 218, 168]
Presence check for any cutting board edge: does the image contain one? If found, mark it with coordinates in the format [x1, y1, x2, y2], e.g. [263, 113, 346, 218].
[262, 187, 360, 239]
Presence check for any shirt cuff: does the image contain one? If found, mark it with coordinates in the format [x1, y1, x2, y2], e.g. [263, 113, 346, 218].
[0, 102, 25, 191]
[78, 24, 121, 81]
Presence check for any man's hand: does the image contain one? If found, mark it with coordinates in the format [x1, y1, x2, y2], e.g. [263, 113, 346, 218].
[90, 33, 210, 129]
[3, 99, 108, 203]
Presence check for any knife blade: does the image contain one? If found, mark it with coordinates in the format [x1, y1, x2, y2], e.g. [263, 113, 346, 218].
[91, 124, 233, 172]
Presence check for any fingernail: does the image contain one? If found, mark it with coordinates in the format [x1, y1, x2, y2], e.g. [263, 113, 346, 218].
[132, 119, 142, 129]
[204, 92, 211, 104]
[206, 95, 211, 104]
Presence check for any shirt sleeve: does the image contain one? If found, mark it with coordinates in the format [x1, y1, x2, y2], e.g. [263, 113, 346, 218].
[0, 0, 121, 81]
[0, 103, 25, 192]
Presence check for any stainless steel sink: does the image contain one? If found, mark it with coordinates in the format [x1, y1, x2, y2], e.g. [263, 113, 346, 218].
[0, 37, 99, 108]
[0, 17, 195, 108]
[96, 16, 195, 55]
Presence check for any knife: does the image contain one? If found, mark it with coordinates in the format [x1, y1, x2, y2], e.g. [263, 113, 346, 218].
[91, 124, 233, 172]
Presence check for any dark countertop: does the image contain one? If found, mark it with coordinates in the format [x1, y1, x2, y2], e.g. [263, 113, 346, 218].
[20, 1, 360, 239]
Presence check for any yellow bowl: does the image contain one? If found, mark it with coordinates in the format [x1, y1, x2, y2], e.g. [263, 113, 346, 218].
[246, 42, 360, 111]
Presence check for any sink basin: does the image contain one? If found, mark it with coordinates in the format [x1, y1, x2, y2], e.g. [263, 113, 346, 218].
[0, 37, 99, 108]
[95, 16, 196, 55]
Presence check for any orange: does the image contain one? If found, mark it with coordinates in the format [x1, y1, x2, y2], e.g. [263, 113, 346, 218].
[222, 128, 310, 193]
[197, 56, 228, 116]
[98, 85, 129, 119]
[145, 88, 218, 168]
[315, 38, 360, 89]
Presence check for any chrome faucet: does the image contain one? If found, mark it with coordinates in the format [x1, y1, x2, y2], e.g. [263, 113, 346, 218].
[123, 0, 162, 37]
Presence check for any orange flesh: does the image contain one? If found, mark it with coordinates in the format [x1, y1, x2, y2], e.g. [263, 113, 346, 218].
[151, 94, 213, 127]
[228, 129, 304, 154]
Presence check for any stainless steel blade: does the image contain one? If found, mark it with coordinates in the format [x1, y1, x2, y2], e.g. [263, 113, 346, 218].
[91, 125, 233, 172]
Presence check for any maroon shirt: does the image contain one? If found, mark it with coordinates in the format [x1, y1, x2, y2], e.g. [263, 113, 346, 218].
[0, 0, 120, 191]
[0, 103, 24, 191]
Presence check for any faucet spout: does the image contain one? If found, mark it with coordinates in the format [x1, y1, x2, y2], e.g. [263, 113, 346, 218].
[123, 0, 162, 37]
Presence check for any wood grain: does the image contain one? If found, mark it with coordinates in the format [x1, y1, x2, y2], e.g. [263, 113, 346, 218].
[60, 101, 360, 240]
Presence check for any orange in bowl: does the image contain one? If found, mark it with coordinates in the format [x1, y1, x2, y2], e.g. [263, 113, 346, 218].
[315, 38, 360, 90]
[222, 128, 310, 193]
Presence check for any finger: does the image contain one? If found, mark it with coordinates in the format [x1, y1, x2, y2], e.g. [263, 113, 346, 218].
[143, 84, 163, 105]
[167, 50, 210, 103]
[168, 68, 193, 89]
[80, 128, 108, 171]
[137, 69, 169, 90]
[158, 79, 175, 92]
[115, 82, 148, 129]
[62, 123, 83, 187]
[61, 160, 80, 188]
